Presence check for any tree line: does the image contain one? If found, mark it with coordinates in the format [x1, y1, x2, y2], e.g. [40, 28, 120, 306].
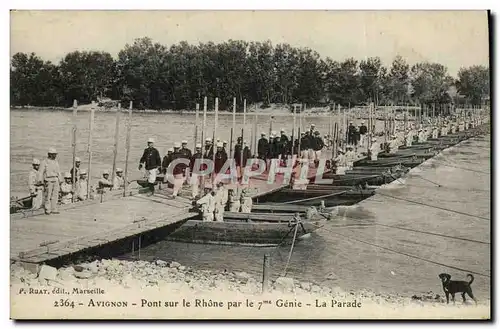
[10, 37, 490, 111]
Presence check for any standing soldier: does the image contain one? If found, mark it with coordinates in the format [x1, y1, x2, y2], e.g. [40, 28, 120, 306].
[28, 158, 44, 210]
[279, 129, 290, 160]
[139, 138, 161, 196]
[369, 138, 380, 161]
[257, 132, 269, 160]
[161, 148, 173, 178]
[233, 137, 243, 178]
[214, 142, 228, 180]
[242, 141, 252, 169]
[189, 144, 203, 199]
[204, 138, 214, 159]
[312, 131, 325, 166]
[227, 188, 241, 212]
[359, 121, 368, 147]
[180, 140, 192, 183]
[222, 141, 228, 153]
[39, 148, 62, 215]
[171, 142, 186, 198]
[60, 172, 74, 204]
[347, 122, 356, 145]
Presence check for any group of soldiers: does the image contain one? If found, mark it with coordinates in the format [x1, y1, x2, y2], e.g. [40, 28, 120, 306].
[28, 148, 128, 215]
[332, 113, 488, 174]
[138, 126, 327, 199]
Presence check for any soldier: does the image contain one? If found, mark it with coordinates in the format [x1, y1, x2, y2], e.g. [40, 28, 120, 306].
[60, 172, 74, 205]
[257, 132, 269, 160]
[299, 131, 309, 159]
[28, 158, 44, 210]
[228, 188, 241, 212]
[268, 131, 279, 159]
[161, 148, 173, 175]
[214, 142, 228, 178]
[196, 189, 216, 222]
[312, 131, 325, 164]
[39, 147, 62, 215]
[222, 141, 228, 153]
[369, 138, 380, 161]
[180, 140, 192, 159]
[345, 146, 356, 170]
[240, 188, 253, 213]
[214, 182, 227, 222]
[389, 135, 399, 154]
[347, 122, 356, 145]
[359, 121, 368, 147]
[405, 128, 413, 147]
[76, 169, 91, 201]
[171, 142, 186, 198]
[113, 168, 125, 190]
[98, 170, 113, 193]
[70, 156, 81, 182]
[204, 138, 214, 159]
[334, 149, 347, 175]
[139, 138, 161, 195]
[242, 141, 252, 169]
[189, 144, 203, 199]
[279, 129, 289, 159]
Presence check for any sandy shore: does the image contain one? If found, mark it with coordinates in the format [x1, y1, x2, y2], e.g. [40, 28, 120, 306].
[10, 259, 490, 319]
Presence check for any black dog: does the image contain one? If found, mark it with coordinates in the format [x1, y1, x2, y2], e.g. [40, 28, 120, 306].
[438, 273, 477, 305]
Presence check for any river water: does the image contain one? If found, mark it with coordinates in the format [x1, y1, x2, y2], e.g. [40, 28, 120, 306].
[10, 109, 491, 300]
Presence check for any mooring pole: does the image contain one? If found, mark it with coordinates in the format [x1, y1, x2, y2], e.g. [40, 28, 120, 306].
[262, 254, 271, 293]
[123, 101, 133, 197]
[87, 108, 95, 199]
[71, 100, 78, 203]
[111, 104, 121, 185]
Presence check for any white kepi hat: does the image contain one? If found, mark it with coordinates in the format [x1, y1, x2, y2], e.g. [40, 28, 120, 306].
[147, 138, 155, 143]
[32, 158, 40, 165]
[174, 142, 181, 148]
[48, 147, 57, 154]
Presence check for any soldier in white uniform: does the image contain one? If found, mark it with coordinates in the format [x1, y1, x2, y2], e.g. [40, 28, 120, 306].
[59, 172, 74, 204]
[112, 168, 125, 190]
[76, 169, 92, 201]
[28, 158, 44, 210]
[39, 147, 62, 215]
[228, 188, 241, 212]
[369, 138, 380, 161]
[197, 190, 215, 222]
[240, 188, 253, 213]
[98, 170, 113, 193]
[345, 146, 356, 170]
[334, 149, 347, 175]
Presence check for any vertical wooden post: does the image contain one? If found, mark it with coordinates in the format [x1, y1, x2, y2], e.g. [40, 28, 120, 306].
[212, 98, 218, 182]
[262, 254, 271, 293]
[292, 105, 296, 157]
[194, 103, 200, 150]
[111, 104, 121, 185]
[231, 97, 236, 156]
[87, 108, 94, 200]
[252, 112, 258, 156]
[71, 100, 78, 203]
[123, 101, 132, 197]
[201, 97, 207, 192]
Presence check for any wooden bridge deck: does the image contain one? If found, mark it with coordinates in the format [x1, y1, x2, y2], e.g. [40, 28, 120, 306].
[10, 163, 328, 264]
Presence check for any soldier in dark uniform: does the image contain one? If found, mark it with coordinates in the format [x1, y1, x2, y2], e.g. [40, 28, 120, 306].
[257, 132, 269, 160]
[161, 148, 173, 175]
[279, 129, 290, 159]
[180, 140, 192, 159]
[139, 138, 162, 195]
[347, 122, 356, 145]
[204, 138, 214, 159]
[214, 142, 228, 177]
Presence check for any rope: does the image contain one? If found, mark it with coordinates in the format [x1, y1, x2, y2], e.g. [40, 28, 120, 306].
[433, 159, 490, 175]
[376, 191, 490, 221]
[281, 220, 300, 277]
[318, 225, 490, 278]
[283, 190, 348, 204]
[413, 175, 441, 187]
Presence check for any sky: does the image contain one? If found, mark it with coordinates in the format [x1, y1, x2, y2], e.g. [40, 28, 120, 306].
[10, 10, 489, 77]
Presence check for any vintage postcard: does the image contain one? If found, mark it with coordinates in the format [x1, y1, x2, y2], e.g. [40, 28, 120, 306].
[9, 10, 491, 320]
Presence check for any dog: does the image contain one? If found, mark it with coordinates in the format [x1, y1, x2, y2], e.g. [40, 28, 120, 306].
[438, 273, 477, 305]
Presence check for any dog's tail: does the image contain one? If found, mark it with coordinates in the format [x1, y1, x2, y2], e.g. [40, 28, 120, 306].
[467, 274, 474, 285]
